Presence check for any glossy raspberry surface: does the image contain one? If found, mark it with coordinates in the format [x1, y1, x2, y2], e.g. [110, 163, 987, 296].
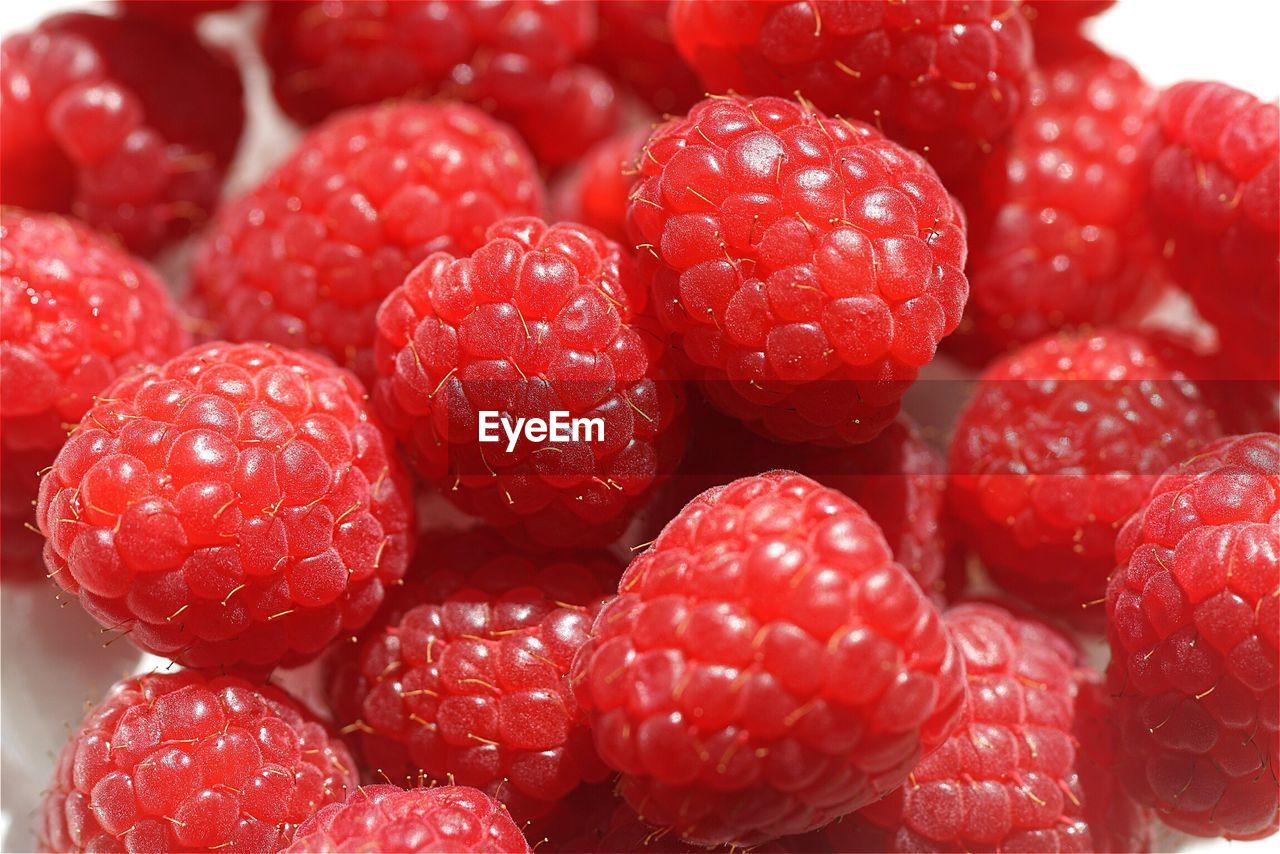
[571, 471, 966, 846]
[948, 329, 1224, 618]
[1106, 432, 1279, 840]
[40, 670, 356, 853]
[261, 0, 619, 167]
[1145, 81, 1279, 380]
[627, 94, 968, 446]
[1, 209, 188, 579]
[0, 13, 244, 254]
[285, 784, 531, 854]
[955, 50, 1164, 363]
[373, 217, 685, 548]
[551, 126, 648, 246]
[840, 603, 1150, 852]
[590, 1, 702, 116]
[192, 101, 543, 387]
[328, 529, 616, 822]
[37, 341, 414, 671]
[669, 0, 1034, 182]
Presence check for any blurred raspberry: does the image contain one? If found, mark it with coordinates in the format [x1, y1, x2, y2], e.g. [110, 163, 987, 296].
[572, 471, 966, 846]
[1107, 432, 1279, 840]
[117, 1, 239, 28]
[41, 670, 356, 853]
[1, 209, 189, 580]
[192, 101, 543, 386]
[551, 126, 648, 245]
[590, 1, 702, 116]
[37, 341, 415, 671]
[261, 0, 619, 168]
[948, 329, 1224, 619]
[627, 94, 968, 446]
[669, 0, 1035, 183]
[373, 217, 685, 549]
[0, 12, 244, 254]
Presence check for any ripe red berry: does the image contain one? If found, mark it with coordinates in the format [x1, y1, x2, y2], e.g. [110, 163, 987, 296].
[571, 471, 966, 846]
[373, 216, 685, 548]
[40, 670, 356, 853]
[948, 329, 1224, 618]
[327, 528, 617, 823]
[285, 784, 531, 854]
[627, 94, 968, 446]
[550, 126, 648, 246]
[0, 13, 244, 254]
[669, 0, 1035, 183]
[1106, 432, 1280, 840]
[116, 1, 240, 28]
[37, 341, 415, 671]
[192, 101, 543, 387]
[1023, 0, 1116, 54]
[590, 1, 702, 116]
[1144, 81, 1279, 380]
[1, 209, 189, 579]
[838, 603, 1151, 852]
[261, 0, 619, 168]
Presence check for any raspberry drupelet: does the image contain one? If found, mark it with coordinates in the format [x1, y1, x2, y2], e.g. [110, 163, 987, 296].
[40, 670, 357, 853]
[571, 471, 966, 847]
[627, 94, 968, 446]
[668, 0, 1035, 183]
[0, 12, 244, 255]
[36, 341, 414, 671]
[285, 784, 531, 854]
[1144, 81, 1279, 381]
[1106, 432, 1279, 841]
[948, 329, 1224, 620]
[261, 0, 619, 168]
[1, 209, 189, 580]
[373, 216, 685, 549]
[192, 101, 543, 387]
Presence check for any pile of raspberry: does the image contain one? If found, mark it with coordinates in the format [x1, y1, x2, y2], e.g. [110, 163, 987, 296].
[1, 2, 1277, 854]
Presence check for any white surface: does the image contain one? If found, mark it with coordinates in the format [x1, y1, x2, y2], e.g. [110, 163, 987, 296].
[1, 1, 1277, 852]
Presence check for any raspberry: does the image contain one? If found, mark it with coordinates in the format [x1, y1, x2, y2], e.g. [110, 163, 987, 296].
[1106, 432, 1280, 840]
[571, 471, 966, 846]
[948, 329, 1224, 618]
[550, 127, 648, 246]
[285, 784, 530, 854]
[36, 341, 415, 671]
[627, 94, 968, 446]
[261, 0, 619, 168]
[669, 0, 1035, 183]
[191, 101, 543, 386]
[327, 528, 617, 823]
[0, 12, 244, 254]
[837, 603, 1151, 852]
[40, 670, 356, 853]
[373, 216, 685, 549]
[952, 51, 1165, 363]
[116, 1, 240, 28]
[1, 209, 189, 580]
[590, 1, 702, 116]
[1144, 81, 1279, 380]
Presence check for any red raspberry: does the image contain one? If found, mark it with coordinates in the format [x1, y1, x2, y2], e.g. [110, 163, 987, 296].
[838, 603, 1151, 852]
[36, 341, 415, 671]
[550, 126, 648, 246]
[373, 216, 685, 549]
[116, 1, 240, 28]
[627, 94, 968, 446]
[953, 51, 1165, 363]
[948, 329, 1224, 618]
[327, 528, 616, 823]
[191, 101, 542, 387]
[571, 471, 966, 846]
[40, 670, 356, 853]
[590, 1, 702, 116]
[1024, 0, 1115, 31]
[0, 13, 244, 255]
[1, 209, 189, 580]
[1106, 432, 1280, 840]
[261, 0, 619, 168]
[669, 0, 1035, 183]
[285, 784, 530, 853]
[1145, 81, 1279, 380]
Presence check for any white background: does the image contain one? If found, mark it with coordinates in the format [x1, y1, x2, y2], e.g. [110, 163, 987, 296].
[1, 1, 1277, 852]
